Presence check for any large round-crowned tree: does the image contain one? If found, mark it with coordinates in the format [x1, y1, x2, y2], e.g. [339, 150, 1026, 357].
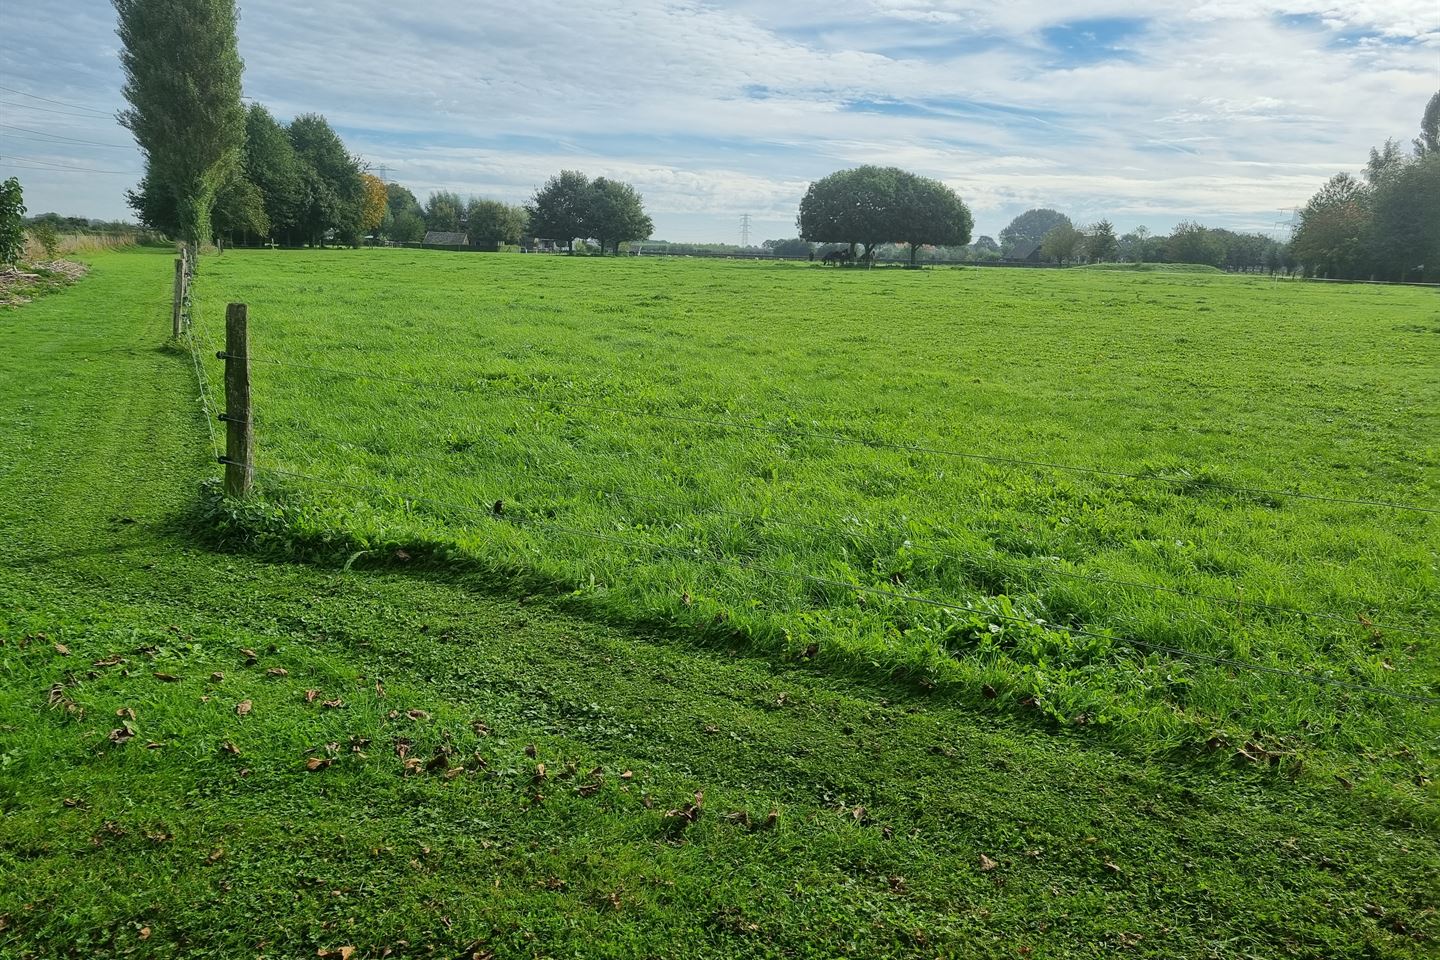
[797, 166, 973, 266]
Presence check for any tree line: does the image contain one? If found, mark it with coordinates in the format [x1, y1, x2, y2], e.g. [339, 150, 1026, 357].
[114, 0, 657, 254]
[1289, 92, 1438, 281]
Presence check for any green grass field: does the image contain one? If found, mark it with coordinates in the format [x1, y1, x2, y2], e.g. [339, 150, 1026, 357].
[190, 249, 1440, 786]
[2, 248, 1437, 958]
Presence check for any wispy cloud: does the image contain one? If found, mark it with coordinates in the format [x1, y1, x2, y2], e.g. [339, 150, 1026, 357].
[1, 1, 1435, 240]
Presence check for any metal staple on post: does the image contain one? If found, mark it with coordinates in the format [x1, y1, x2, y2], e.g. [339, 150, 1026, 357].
[221, 302, 254, 498]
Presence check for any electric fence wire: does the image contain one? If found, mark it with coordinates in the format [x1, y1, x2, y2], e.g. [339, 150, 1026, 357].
[228, 353, 1440, 516]
[235, 460, 1440, 706]
[267, 420, 1439, 643]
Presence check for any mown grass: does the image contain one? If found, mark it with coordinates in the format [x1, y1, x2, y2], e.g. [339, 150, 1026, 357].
[3, 247, 1438, 958]
[187, 249, 1440, 793]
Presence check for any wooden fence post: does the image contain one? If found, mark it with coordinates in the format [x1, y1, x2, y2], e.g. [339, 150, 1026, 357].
[172, 257, 185, 337]
[221, 303, 254, 498]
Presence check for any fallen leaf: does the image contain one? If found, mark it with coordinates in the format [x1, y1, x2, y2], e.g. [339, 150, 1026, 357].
[235, 700, 252, 716]
[306, 757, 334, 771]
[116, 707, 136, 721]
[266, 668, 288, 678]
[322, 698, 345, 710]
[93, 654, 123, 667]
[533, 762, 547, 782]
[240, 648, 258, 664]
[220, 741, 240, 756]
[138, 927, 151, 940]
[405, 708, 430, 721]
[619, 769, 633, 780]
[979, 854, 999, 872]
[152, 672, 180, 683]
[304, 689, 320, 703]
[1103, 861, 1122, 875]
[54, 643, 70, 657]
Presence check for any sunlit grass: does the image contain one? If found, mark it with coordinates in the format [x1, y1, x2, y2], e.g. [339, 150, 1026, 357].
[194, 249, 1440, 777]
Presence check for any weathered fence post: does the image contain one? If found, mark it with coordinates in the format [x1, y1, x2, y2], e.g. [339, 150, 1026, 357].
[220, 303, 254, 498]
[172, 257, 185, 337]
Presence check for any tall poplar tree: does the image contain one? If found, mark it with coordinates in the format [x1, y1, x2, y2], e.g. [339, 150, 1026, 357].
[114, 0, 246, 248]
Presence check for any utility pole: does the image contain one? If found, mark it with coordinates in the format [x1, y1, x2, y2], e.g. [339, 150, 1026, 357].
[375, 164, 391, 183]
[740, 213, 751, 248]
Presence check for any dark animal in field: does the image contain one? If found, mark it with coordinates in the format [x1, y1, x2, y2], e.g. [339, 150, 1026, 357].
[820, 249, 853, 266]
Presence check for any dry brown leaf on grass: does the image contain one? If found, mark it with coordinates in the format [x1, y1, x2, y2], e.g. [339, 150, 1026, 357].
[152, 672, 180, 682]
[979, 854, 999, 872]
[266, 668, 288, 678]
[306, 757, 334, 772]
[235, 700, 252, 716]
[53, 643, 70, 657]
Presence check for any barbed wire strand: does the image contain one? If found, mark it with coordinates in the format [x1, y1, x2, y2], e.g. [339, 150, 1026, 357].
[236, 460, 1440, 706]
[267, 421, 1438, 642]
[232, 354, 1440, 516]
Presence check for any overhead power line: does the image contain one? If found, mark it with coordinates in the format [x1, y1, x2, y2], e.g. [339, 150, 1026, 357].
[0, 122, 134, 149]
[0, 99, 118, 121]
[0, 83, 114, 117]
[0, 154, 137, 176]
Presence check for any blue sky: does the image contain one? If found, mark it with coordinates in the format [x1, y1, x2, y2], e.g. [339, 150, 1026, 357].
[1, 1, 1436, 242]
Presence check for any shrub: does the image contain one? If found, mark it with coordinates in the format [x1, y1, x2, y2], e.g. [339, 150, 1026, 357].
[0, 178, 25, 266]
[30, 222, 59, 261]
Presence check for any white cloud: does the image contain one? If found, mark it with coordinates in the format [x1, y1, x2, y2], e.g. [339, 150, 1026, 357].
[1, 0, 1436, 240]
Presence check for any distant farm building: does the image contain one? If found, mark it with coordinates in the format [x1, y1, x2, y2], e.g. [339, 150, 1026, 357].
[423, 230, 468, 247]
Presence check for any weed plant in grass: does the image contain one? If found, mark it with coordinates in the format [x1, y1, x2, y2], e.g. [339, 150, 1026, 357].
[191, 249, 1439, 789]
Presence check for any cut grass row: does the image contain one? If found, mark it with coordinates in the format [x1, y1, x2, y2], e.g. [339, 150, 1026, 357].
[190, 248, 1440, 791]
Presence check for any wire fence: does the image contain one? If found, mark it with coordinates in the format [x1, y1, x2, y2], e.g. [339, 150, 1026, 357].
[233, 459, 1440, 707]
[236, 353, 1440, 516]
[268, 419, 1438, 643]
[184, 292, 1439, 709]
